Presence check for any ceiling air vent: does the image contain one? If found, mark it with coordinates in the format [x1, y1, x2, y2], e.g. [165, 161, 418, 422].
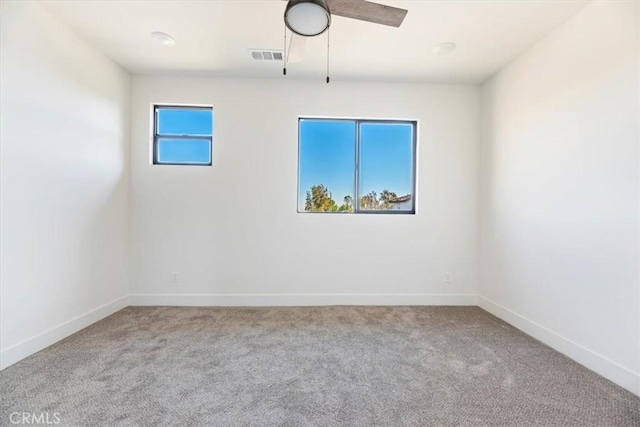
[249, 50, 284, 61]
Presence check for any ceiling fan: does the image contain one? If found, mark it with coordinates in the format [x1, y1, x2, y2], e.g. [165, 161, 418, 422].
[282, 0, 408, 77]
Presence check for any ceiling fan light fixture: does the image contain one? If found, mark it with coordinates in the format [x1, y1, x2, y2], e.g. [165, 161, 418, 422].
[285, 0, 331, 37]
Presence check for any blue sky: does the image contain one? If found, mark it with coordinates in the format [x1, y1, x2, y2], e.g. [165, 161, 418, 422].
[158, 108, 213, 135]
[156, 108, 213, 164]
[298, 119, 414, 208]
[156, 111, 414, 198]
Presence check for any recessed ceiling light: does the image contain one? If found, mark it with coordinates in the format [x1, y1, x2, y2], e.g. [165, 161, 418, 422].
[151, 32, 175, 46]
[433, 42, 456, 55]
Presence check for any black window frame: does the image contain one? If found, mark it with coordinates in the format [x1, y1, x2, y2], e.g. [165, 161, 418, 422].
[153, 105, 213, 166]
[297, 117, 418, 215]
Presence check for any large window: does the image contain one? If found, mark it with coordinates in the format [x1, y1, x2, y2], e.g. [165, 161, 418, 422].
[153, 105, 213, 165]
[298, 118, 416, 214]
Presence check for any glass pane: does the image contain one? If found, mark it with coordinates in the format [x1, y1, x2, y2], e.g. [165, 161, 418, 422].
[157, 108, 213, 135]
[157, 138, 211, 165]
[298, 120, 356, 213]
[359, 122, 414, 211]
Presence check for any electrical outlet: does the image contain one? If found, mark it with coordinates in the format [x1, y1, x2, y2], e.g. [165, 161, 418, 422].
[171, 272, 179, 283]
[445, 273, 452, 284]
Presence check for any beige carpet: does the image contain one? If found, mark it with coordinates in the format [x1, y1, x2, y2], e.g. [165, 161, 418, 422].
[1, 306, 638, 426]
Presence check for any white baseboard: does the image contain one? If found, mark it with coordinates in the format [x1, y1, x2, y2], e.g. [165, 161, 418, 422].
[0, 296, 129, 371]
[478, 296, 640, 397]
[129, 293, 478, 307]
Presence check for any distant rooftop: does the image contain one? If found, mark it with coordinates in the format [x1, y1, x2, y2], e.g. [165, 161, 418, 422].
[389, 194, 412, 204]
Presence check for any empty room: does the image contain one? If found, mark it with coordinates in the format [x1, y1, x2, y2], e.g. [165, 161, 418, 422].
[1, 0, 639, 425]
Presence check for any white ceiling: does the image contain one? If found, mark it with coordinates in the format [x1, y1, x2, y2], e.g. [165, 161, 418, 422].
[43, 0, 589, 84]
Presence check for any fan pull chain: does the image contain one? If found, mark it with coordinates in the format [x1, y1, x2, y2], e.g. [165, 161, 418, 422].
[283, 25, 287, 76]
[326, 27, 330, 84]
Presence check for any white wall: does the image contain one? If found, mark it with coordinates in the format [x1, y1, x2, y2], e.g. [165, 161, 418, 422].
[479, 0, 640, 395]
[130, 77, 479, 306]
[0, 2, 130, 368]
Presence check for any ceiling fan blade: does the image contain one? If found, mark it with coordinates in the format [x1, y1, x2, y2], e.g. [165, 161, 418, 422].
[288, 33, 307, 63]
[326, 0, 407, 27]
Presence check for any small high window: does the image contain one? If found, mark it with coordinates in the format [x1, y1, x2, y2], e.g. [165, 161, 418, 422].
[153, 105, 213, 165]
[298, 118, 417, 214]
